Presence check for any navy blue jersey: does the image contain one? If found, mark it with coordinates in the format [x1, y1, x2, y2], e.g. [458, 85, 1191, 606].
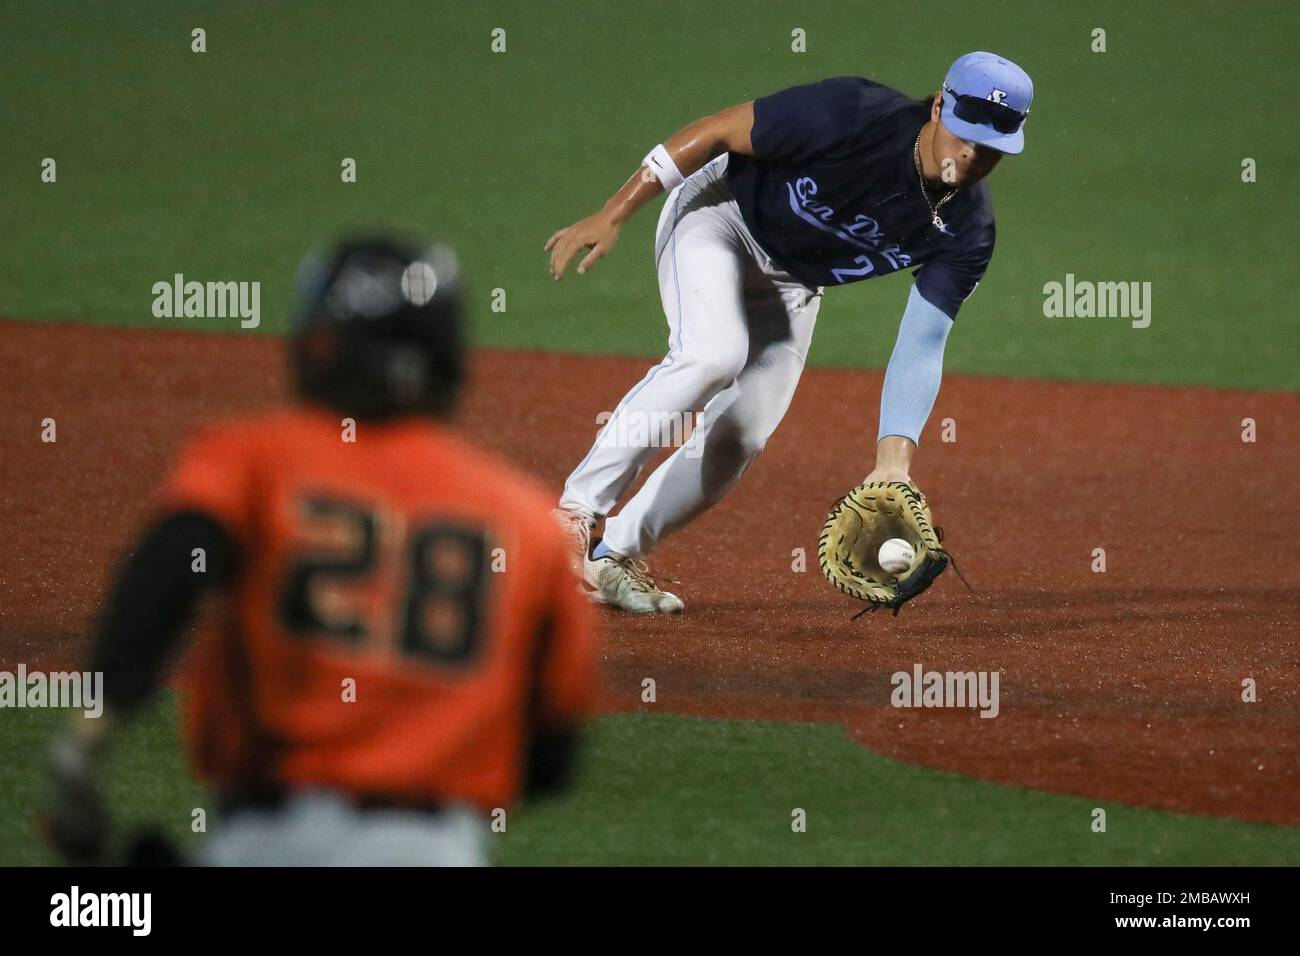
[726, 76, 996, 318]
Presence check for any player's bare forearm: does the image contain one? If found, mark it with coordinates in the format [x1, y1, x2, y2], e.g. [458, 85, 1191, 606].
[545, 102, 754, 280]
[866, 435, 917, 485]
[605, 104, 756, 225]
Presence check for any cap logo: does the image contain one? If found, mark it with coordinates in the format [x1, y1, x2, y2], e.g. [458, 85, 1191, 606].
[987, 88, 1008, 104]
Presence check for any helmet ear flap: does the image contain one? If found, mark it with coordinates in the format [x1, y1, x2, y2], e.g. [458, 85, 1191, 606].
[385, 344, 429, 407]
[296, 327, 338, 374]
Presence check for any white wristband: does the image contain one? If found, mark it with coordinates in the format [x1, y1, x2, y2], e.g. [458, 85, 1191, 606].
[642, 144, 686, 191]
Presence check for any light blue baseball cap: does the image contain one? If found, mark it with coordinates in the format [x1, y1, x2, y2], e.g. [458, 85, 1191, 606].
[940, 51, 1033, 154]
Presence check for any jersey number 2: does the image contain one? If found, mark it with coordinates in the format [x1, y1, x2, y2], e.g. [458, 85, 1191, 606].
[281, 497, 490, 667]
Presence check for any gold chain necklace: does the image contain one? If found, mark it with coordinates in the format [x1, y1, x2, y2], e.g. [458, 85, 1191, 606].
[913, 130, 957, 230]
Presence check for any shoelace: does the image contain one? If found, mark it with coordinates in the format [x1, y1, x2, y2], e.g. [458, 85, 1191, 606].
[559, 512, 590, 533]
[620, 558, 660, 593]
[557, 513, 593, 553]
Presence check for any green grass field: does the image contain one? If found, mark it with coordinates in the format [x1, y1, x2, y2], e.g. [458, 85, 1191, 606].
[4, 698, 1298, 866]
[2, 2, 1296, 866]
[2, 0, 1296, 389]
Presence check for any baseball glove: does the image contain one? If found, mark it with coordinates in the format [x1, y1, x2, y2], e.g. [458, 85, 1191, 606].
[818, 480, 956, 617]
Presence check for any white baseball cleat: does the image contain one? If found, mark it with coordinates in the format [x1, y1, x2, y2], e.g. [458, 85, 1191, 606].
[551, 507, 596, 580]
[583, 543, 685, 614]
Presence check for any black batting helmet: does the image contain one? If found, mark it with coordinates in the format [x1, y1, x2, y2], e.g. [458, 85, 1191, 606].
[291, 236, 464, 419]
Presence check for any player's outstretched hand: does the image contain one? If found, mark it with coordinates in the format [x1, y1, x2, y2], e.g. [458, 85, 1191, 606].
[545, 211, 621, 280]
[40, 731, 111, 865]
[863, 466, 916, 489]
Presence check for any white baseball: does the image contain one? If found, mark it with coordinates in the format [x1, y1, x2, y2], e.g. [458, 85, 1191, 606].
[877, 538, 915, 575]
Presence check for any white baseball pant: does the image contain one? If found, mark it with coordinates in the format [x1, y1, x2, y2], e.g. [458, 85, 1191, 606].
[201, 790, 489, 866]
[559, 154, 824, 558]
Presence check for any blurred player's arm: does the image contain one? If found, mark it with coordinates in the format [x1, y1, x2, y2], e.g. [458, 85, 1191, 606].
[44, 509, 236, 862]
[91, 510, 237, 712]
[523, 535, 600, 798]
[545, 102, 755, 279]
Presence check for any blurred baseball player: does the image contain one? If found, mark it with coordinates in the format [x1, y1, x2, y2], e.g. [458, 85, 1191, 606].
[44, 237, 598, 866]
[547, 52, 1032, 613]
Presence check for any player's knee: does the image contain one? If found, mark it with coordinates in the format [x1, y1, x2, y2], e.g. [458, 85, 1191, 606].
[710, 424, 767, 467]
[681, 355, 745, 394]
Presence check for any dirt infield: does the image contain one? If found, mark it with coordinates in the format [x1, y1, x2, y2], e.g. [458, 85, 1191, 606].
[3, 320, 1297, 825]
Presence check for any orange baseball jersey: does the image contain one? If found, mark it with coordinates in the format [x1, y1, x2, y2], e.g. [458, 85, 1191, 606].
[158, 407, 598, 812]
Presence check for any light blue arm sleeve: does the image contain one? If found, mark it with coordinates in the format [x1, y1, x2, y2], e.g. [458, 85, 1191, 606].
[876, 284, 954, 444]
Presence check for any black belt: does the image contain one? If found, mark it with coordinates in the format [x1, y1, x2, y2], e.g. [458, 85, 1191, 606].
[219, 788, 445, 819]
